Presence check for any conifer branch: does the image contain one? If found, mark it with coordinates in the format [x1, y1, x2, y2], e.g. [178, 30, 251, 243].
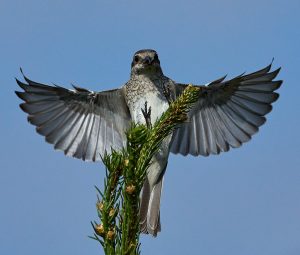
[91, 85, 199, 255]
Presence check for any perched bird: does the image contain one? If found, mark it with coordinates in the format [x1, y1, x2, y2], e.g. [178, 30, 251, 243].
[15, 49, 282, 236]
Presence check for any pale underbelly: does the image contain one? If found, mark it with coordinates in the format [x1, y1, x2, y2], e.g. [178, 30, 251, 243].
[131, 93, 169, 125]
[130, 93, 171, 184]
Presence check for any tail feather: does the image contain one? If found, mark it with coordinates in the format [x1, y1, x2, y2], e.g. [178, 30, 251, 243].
[140, 178, 150, 234]
[146, 178, 163, 237]
[139, 176, 164, 237]
[139, 149, 169, 236]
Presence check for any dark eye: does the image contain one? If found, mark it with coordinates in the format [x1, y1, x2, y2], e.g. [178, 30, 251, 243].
[134, 55, 140, 63]
[153, 54, 159, 61]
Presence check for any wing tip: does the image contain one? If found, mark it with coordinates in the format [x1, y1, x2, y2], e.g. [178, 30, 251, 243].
[276, 80, 283, 89]
[15, 90, 24, 100]
[209, 74, 228, 86]
[272, 67, 282, 79]
[19, 67, 32, 84]
[15, 77, 27, 89]
[19, 102, 29, 113]
[273, 92, 280, 102]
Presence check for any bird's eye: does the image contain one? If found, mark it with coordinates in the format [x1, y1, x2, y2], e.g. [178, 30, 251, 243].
[153, 54, 159, 61]
[134, 56, 140, 63]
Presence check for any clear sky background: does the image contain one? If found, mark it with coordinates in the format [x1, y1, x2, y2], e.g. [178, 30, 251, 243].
[1, 0, 299, 254]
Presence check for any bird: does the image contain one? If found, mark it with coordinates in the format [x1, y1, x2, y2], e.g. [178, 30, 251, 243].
[15, 49, 282, 236]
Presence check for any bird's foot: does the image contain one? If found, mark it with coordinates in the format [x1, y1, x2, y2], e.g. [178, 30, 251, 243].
[141, 101, 152, 128]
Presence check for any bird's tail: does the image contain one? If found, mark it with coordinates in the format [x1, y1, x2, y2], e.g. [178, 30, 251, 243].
[139, 177, 163, 237]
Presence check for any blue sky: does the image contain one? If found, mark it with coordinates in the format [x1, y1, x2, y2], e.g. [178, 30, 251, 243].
[1, 0, 300, 254]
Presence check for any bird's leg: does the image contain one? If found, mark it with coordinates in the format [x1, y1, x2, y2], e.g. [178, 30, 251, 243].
[141, 101, 152, 128]
[163, 83, 172, 104]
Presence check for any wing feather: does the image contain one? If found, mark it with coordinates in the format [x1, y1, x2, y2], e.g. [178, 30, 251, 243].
[171, 63, 282, 156]
[16, 73, 131, 161]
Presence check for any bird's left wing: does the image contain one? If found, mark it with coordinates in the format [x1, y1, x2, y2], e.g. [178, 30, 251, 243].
[170, 63, 282, 156]
[16, 72, 131, 161]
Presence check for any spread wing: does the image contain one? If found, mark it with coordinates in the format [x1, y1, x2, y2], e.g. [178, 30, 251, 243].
[15, 71, 131, 161]
[171, 63, 282, 156]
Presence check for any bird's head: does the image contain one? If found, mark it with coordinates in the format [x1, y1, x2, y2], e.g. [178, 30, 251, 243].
[131, 49, 163, 77]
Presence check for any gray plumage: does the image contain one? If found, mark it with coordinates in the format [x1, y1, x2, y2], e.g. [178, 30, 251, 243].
[16, 49, 282, 237]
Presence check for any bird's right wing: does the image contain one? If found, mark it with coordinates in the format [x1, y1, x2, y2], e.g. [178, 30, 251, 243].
[171, 63, 282, 156]
[16, 72, 131, 161]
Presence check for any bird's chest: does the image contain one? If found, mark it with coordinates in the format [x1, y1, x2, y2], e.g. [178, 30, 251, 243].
[126, 79, 169, 125]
